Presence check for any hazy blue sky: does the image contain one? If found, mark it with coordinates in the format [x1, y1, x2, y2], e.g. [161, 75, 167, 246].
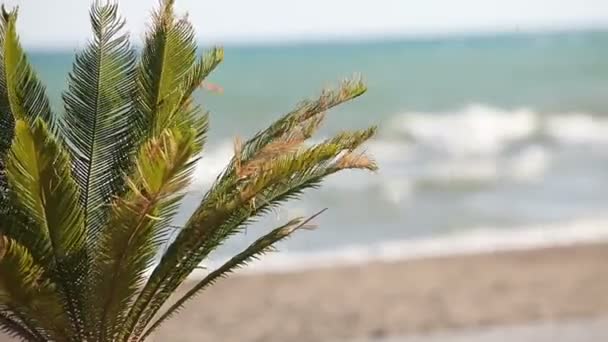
[4, 0, 608, 47]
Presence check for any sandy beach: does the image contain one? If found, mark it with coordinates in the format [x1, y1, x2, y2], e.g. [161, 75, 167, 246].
[149, 242, 608, 342]
[1, 242, 605, 342]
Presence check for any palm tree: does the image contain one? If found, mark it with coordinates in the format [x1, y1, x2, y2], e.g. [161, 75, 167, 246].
[0, 1, 376, 341]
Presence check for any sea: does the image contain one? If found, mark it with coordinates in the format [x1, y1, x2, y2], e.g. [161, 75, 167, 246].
[29, 30, 608, 272]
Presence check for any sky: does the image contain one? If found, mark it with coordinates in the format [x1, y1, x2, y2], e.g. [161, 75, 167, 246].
[4, 0, 608, 48]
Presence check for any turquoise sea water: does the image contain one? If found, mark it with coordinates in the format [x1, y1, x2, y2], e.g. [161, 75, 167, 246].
[28, 30, 608, 264]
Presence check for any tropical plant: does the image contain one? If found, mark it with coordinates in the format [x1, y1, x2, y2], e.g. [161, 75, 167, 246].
[0, 0, 376, 341]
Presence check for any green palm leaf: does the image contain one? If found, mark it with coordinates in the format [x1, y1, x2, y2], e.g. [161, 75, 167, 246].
[0, 7, 54, 225]
[129, 0, 223, 274]
[6, 119, 87, 339]
[137, 0, 222, 142]
[0, 236, 69, 341]
[95, 127, 200, 341]
[62, 2, 137, 237]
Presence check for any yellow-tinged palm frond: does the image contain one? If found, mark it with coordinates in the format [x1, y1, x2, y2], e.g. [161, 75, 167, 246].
[122, 85, 377, 341]
[6, 119, 86, 261]
[94, 127, 200, 341]
[62, 1, 138, 238]
[238, 78, 367, 164]
[128, 1, 223, 276]
[0, 6, 55, 222]
[0, 236, 70, 341]
[5, 119, 87, 339]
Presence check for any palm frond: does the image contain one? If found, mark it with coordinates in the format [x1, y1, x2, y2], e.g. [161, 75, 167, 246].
[131, 0, 223, 272]
[122, 82, 376, 340]
[5, 119, 87, 339]
[0, 6, 55, 222]
[166, 47, 223, 145]
[0, 236, 69, 341]
[146, 128, 376, 298]
[95, 127, 200, 341]
[0, 310, 44, 342]
[139, 211, 323, 341]
[0, 6, 53, 128]
[238, 78, 366, 164]
[6, 119, 86, 261]
[0, 8, 10, 210]
[202, 78, 367, 203]
[62, 1, 137, 237]
[137, 0, 222, 142]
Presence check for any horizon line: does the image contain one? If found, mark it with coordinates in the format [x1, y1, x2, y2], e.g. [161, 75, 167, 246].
[22, 25, 608, 51]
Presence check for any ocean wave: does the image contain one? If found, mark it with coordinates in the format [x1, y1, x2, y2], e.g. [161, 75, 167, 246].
[545, 113, 608, 144]
[191, 216, 608, 277]
[187, 104, 606, 203]
[386, 104, 608, 150]
[385, 104, 539, 156]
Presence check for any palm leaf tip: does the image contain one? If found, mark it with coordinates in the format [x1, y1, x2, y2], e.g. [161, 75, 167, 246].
[0, 4, 53, 130]
[0, 5, 13, 21]
[336, 151, 378, 171]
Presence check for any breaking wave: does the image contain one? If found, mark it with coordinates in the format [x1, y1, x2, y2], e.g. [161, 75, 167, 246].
[189, 104, 608, 203]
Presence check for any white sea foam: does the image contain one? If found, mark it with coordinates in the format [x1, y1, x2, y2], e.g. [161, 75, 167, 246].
[387, 104, 539, 156]
[387, 104, 608, 152]
[545, 113, 608, 145]
[187, 105, 604, 203]
[191, 216, 608, 277]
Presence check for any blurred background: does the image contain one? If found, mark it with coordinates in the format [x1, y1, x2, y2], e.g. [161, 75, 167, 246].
[6, 0, 608, 341]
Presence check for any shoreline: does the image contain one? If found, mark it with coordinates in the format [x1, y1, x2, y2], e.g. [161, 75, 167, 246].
[153, 241, 608, 342]
[192, 216, 608, 277]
